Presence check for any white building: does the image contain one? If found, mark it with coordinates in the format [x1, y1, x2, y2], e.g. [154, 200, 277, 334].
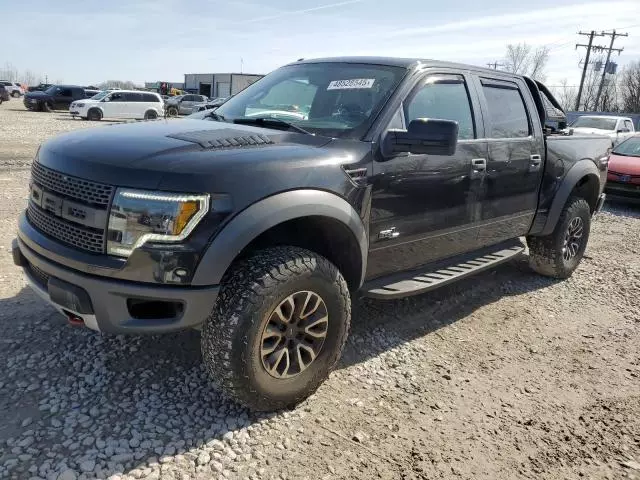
[183, 73, 264, 98]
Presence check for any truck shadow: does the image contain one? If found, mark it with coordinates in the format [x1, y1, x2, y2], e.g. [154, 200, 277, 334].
[0, 256, 556, 478]
[603, 197, 640, 218]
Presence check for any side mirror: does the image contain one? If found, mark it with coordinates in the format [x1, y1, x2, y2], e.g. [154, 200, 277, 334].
[383, 118, 458, 157]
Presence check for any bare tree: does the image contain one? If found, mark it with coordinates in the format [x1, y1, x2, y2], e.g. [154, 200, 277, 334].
[551, 79, 577, 111]
[20, 70, 42, 86]
[619, 61, 640, 113]
[98, 80, 140, 90]
[503, 43, 549, 81]
[0, 62, 19, 81]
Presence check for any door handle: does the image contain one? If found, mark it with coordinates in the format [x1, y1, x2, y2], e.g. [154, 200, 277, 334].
[470, 158, 486, 179]
[529, 154, 542, 172]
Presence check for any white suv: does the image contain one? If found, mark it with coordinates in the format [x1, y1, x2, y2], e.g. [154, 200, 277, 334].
[0, 81, 24, 97]
[70, 90, 164, 121]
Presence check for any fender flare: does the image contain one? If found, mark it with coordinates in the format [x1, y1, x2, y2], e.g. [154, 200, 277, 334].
[191, 190, 368, 287]
[86, 106, 103, 117]
[539, 160, 601, 236]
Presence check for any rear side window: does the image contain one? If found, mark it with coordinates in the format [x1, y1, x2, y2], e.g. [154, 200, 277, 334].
[124, 92, 143, 102]
[1, 81, 11, 86]
[59, 88, 72, 97]
[481, 82, 530, 138]
[405, 74, 476, 139]
[142, 93, 160, 102]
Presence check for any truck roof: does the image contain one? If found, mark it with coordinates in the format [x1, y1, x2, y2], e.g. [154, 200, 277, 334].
[291, 56, 524, 78]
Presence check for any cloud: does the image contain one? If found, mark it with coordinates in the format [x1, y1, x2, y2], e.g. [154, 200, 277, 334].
[236, 0, 365, 25]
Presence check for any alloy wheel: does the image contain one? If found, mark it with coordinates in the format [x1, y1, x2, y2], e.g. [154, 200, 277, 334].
[260, 291, 329, 379]
[562, 217, 584, 261]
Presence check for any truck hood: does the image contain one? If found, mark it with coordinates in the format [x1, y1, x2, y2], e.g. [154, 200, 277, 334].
[608, 153, 640, 175]
[36, 119, 340, 190]
[24, 91, 50, 99]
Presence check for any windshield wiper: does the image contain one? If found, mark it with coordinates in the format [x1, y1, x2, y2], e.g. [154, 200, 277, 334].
[204, 111, 226, 121]
[232, 117, 312, 135]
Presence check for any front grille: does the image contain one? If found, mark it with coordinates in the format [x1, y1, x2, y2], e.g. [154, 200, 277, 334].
[27, 261, 50, 289]
[31, 162, 114, 207]
[27, 203, 105, 253]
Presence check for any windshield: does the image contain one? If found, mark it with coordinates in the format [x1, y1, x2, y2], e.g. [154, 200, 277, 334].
[214, 62, 406, 138]
[613, 136, 640, 157]
[571, 117, 617, 130]
[91, 91, 110, 100]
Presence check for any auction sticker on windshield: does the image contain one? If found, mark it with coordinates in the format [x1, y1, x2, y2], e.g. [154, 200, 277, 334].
[327, 79, 375, 90]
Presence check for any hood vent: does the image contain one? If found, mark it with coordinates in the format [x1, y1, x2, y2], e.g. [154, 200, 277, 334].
[167, 129, 275, 149]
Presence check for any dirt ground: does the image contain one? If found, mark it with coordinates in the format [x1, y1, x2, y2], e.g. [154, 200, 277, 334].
[0, 107, 638, 480]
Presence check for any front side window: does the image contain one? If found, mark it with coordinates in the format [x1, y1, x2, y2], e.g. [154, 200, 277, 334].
[58, 88, 72, 97]
[481, 83, 530, 138]
[214, 62, 406, 138]
[404, 75, 475, 139]
[624, 120, 633, 131]
[109, 92, 124, 102]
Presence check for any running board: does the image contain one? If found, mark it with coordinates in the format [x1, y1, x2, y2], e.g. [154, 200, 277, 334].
[363, 241, 525, 299]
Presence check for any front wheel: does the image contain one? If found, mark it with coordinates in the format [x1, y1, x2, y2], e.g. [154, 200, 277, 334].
[527, 196, 591, 279]
[87, 108, 102, 121]
[12, 91, 20, 98]
[202, 246, 351, 411]
[165, 106, 178, 117]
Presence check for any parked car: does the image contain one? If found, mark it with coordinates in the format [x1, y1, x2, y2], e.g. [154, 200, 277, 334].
[569, 115, 635, 145]
[28, 83, 53, 92]
[0, 84, 10, 104]
[605, 135, 640, 198]
[0, 81, 24, 97]
[191, 97, 228, 112]
[69, 90, 164, 121]
[165, 94, 209, 116]
[13, 56, 610, 412]
[23, 85, 90, 112]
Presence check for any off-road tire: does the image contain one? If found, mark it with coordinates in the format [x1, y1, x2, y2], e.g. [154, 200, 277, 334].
[87, 108, 102, 121]
[527, 196, 591, 279]
[202, 246, 351, 411]
[144, 110, 158, 120]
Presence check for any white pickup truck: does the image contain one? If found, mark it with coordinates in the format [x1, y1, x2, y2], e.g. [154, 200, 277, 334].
[569, 115, 636, 145]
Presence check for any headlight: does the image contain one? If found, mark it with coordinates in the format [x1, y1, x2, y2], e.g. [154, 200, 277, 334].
[107, 188, 209, 257]
[76, 103, 85, 107]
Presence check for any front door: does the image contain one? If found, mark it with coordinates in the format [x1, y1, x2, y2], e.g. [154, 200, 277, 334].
[473, 76, 544, 245]
[367, 72, 488, 279]
[54, 88, 73, 109]
[105, 92, 126, 118]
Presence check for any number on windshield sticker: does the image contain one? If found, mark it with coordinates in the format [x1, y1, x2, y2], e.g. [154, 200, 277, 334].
[327, 79, 375, 90]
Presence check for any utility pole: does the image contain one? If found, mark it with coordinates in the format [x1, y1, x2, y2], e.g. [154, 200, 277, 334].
[575, 31, 601, 111]
[486, 61, 504, 70]
[594, 30, 627, 111]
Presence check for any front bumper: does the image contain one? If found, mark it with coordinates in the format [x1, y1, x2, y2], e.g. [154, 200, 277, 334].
[13, 237, 219, 334]
[605, 182, 640, 199]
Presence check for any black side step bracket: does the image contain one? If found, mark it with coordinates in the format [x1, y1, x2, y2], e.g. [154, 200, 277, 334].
[362, 240, 525, 300]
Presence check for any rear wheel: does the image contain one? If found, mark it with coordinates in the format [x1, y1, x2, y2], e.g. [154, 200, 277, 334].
[144, 110, 158, 120]
[202, 246, 351, 411]
[527, 196, 591, 279]
[12, 91, 20, 98]
[166, 106, 178, 117]
[87, 108, 102, 121]
[42, 102, 52, 112]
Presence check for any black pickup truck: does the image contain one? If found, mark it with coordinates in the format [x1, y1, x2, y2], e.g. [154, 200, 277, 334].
[13, 57, 611, 411]
[23, 85, 90, 111]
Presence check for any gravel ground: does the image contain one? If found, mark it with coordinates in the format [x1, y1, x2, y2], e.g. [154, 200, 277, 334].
[0, 106, 639, 480]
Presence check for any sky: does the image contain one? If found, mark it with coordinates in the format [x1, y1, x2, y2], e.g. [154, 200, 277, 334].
[2, 0, 639, 87]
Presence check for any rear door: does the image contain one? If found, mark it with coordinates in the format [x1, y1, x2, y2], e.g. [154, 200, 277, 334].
[473, 75, 545, 245]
